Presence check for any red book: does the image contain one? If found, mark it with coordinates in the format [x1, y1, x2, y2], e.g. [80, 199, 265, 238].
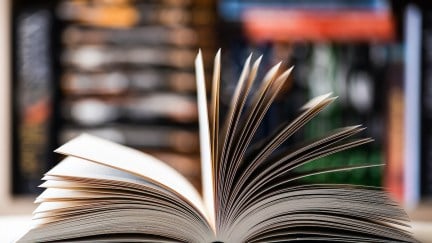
[243, 9, 395, 42]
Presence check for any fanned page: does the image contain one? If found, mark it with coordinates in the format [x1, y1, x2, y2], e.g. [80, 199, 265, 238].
[210, 49, 221, 188]
[208, 52, 415, 242]
[18, 134, 216, 243]
[54, 134, 208, 222]
[195, 50, 216, 230]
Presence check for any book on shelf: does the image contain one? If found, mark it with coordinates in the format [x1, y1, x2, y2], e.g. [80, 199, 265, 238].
[13, 7, 56, 195]
[242, 9, 395, 42]
[62, 46, 197, 70]
[57, 0, 216, 28]
[17, 50, 415, 242]
[62, 25, 209, 47]
[62, 94, 198, 125]
[419, 5, 432, 202]
[62, 70, 197, 95]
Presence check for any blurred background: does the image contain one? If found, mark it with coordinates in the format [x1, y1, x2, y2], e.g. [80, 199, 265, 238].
[0, 0, 431, 230]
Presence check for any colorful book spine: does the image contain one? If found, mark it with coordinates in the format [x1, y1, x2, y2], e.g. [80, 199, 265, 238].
[13, 7, 56, 195]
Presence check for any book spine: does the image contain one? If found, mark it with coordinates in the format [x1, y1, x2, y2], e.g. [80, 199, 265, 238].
[219, 0, 390, 21]
[61, 70, 197, 95]
[13, 8, 55, 195]
[62, 46, 197, 70]
[57, 2, 216, 27]
[242, 8, 395, 43]
[62, 94, 198, 125]
[385, 56, 404, 203]
[403, 4, 422, 208]
[62, 26, 215, 47]
[420, 7, 432, 201]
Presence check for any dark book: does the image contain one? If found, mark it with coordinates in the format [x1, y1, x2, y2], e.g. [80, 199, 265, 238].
[12, 7, 56, 195]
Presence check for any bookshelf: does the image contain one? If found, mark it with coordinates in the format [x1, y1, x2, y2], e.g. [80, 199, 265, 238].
[217, 0, 432, 220]
[1, 0, 218, 213]
[1, 0, 432, 222]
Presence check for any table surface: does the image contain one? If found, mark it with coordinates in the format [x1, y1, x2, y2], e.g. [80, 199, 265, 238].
[0, 215, 32, 243]
[2, 215, 431, 243]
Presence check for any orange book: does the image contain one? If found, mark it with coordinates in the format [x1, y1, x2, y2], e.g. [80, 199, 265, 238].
[243, 9, 395, 42]
[385, 84, 405, 202]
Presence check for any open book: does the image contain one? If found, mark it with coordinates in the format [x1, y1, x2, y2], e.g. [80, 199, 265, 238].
[18, 50, 415, 242]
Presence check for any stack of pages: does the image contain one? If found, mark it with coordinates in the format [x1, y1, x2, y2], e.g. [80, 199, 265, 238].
[17, 51, 415, 242]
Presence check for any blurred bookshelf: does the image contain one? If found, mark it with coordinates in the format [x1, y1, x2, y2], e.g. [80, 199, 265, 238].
[2, 0, 432, 221]
[216, 0, 432, 220]
[218, 0, 397, 189]
[2, 0, 218, 214]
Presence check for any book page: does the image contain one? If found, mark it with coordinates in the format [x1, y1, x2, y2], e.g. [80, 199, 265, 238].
[210, 49, 221, 180]
[194, 50, 216, 230]
[223, 185, 412, 242]
[227, 95, 340, 209]
[221, 64, 292, 212]
[54, 134, 210, 224]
